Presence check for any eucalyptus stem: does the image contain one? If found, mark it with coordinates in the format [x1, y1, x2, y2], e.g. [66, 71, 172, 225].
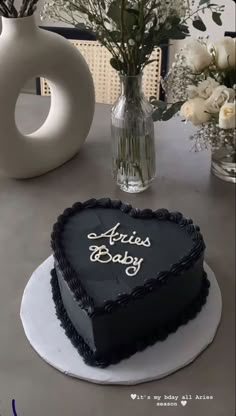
[120, 0, 125, 49]
[41, 0, 224, 77]
[6, 0, 17, 16]
[0, 0, 39, 17]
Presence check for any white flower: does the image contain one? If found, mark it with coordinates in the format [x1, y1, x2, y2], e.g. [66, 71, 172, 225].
[214, 37, 236, 69]
[198, 78, 220, 99]
[207, 43, 215, 55]
[205, 86, 235, 113]
[180, 98, 211, 126]
[182, 40, 213, 72]
[187, 77, 220, 100]
[186, 85, 199, 99]
[219, 102, 236, 129]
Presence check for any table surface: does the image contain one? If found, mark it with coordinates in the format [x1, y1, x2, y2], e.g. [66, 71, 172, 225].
[0, 94, 235, 416]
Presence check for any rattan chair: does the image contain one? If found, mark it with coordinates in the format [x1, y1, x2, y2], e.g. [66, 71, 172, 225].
[38, 28, 165, 104]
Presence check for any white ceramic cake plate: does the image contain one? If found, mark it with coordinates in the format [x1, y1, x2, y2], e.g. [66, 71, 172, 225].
[20, 256, 222, 385]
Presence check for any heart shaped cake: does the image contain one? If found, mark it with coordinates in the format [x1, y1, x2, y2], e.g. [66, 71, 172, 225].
[51, 198, 210, 367]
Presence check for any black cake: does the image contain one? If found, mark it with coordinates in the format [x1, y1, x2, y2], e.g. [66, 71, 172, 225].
[51, 198, 210, 368]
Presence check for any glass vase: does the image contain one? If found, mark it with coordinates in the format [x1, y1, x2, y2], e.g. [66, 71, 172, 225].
[211, 129, 236, 184]
[211, 146, 236, 183]
[111, 74, 156, 193]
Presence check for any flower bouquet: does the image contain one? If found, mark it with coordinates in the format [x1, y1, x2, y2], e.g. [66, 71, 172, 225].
[43, 0, 225, 191]
[158, 36, 236, 183]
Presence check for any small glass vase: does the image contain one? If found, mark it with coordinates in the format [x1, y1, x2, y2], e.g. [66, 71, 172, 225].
[211, 128, 236, 184]
[211, 146, 236, 183]
[111, 74, 156, 193]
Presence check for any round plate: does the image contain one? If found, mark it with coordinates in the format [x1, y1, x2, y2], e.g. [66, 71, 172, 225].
[20, 256, 222, 385]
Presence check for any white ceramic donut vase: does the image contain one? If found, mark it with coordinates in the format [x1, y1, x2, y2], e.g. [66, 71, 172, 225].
[0, 16, 95, 179]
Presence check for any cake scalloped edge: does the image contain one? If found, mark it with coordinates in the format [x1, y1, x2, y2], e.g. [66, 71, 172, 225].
[51, 198, 206, 318]
[50, 268, 210, 368]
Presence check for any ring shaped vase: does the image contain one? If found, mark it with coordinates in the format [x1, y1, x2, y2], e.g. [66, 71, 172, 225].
[0, 16, 95, 179]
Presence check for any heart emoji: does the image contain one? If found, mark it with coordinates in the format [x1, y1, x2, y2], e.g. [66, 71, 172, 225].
[181, 401, 187, 407]
[130, 394, 137, 400]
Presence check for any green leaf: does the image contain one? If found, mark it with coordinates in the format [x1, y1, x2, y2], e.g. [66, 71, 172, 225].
[108, 0, 120, 15]
[212, 12, 222, 26]
[152, 108, 165, 122]
[75, 23, 87, 30]
[135, 32, 143, 43]
[161, 102, 185, 121]
[224, 69, 236, 88]
[125, 7, 140, 17]
[199, 0, 210, 5]
[161, 18, 190, 41]
[110, 31, 121, 42]
[151, 100, 167, 110]
[108, 0, 137, 31]
[193, 18, 207, 31]
[88, 14, 95, 23]
[124, 12, 137, 31]
[177, 24, 190, 34]
[152, 101, 184, 122]
[107, 0, 121, 25]
[110, 58, 124, 72]
[168, 16, 181, 26]
[140, 34, 155, 62]
[75, 23, 91, 33]
[169, 29, 188, 40]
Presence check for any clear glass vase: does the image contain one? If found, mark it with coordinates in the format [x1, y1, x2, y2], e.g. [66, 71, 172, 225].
[210, 127, 236, 183]
[111, 74, 156, 193]
[211, 145, 236, 183]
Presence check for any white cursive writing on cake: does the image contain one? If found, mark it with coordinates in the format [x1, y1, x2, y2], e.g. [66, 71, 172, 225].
[87, 223, 151, 276]
[88, 223, 151, 247]
[89, 245, 144, 277]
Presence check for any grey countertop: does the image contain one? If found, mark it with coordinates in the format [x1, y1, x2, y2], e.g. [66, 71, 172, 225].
[0, 94, 235, 416]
